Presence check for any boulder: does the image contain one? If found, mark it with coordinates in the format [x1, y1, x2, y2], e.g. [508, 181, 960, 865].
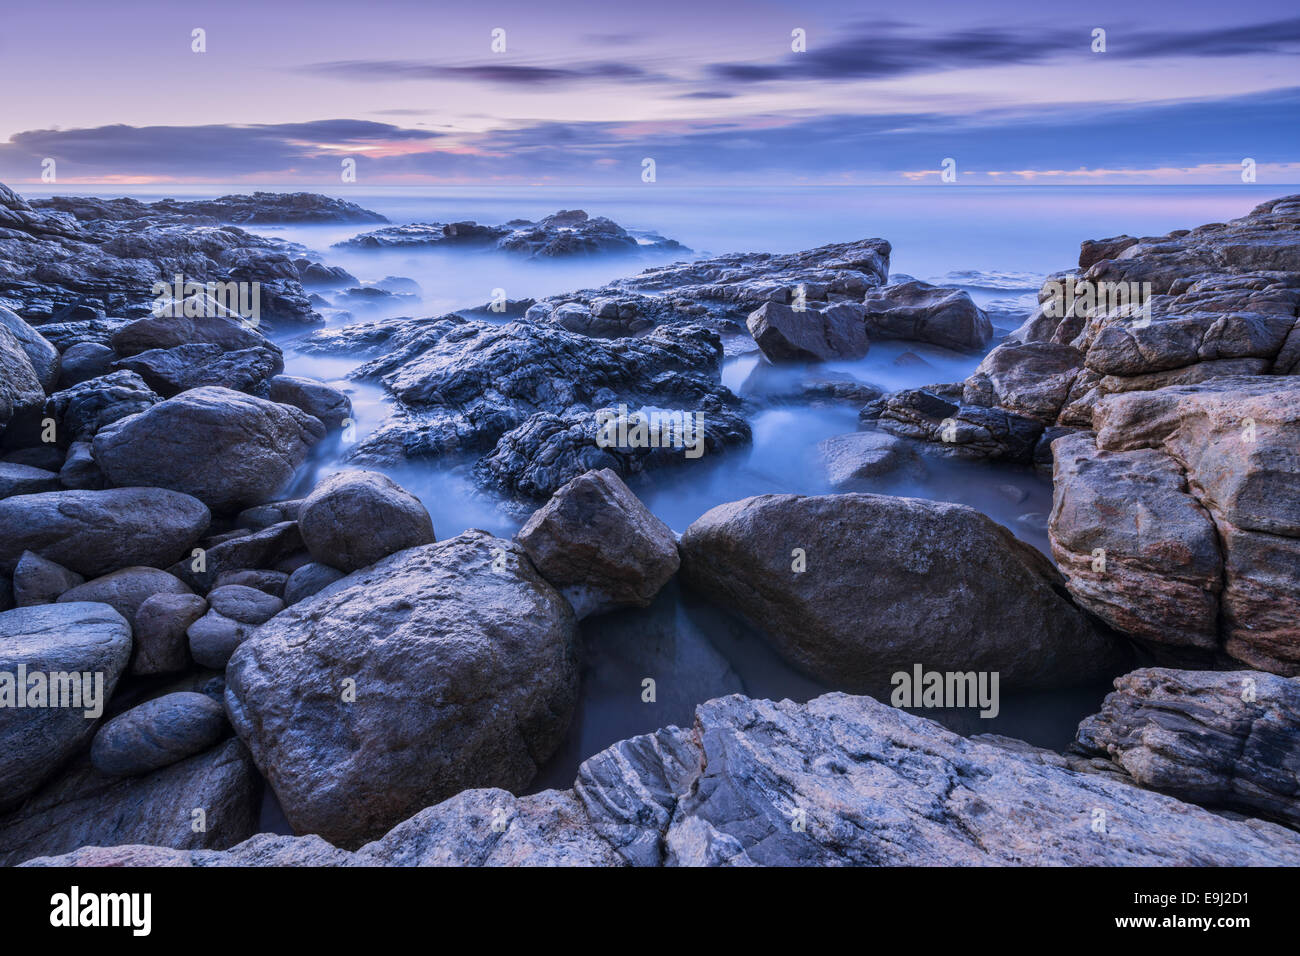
[132, 593, 206, 675]
[679, 493, 1128, 694]
[12, 552, 84, 606]
[516, 468, 680, 618]
[111, 342, 283, 397]
[0, 461, 60, 499]
[282, 562, 344, 605]
[861, 280, 992, 351]
[1074, 668, 1300, 828]
[0, 323, 43, 434]
[187, 585, 284, 669]
[0, 602, 132, 810]
[0, 487, 210, 577]
[816, 430, 921, 488]
[746, 301, 869, 362]
[224, 531, 578, 847]
[0, 305, 59, 390]
[211, 569, 288, 596]
[56, 343, 115, 387]
[57, 566, 192, 622]
[43, 370, 160, 442]
[167, 520, 302, 592]
[58, 442, 105, 490]
[298, 470, 435, 572]
[110, 311, 271, 357]
[91, 692, 229, 776]
[93, 386, 325, 512]
[268, 375, 352, 429]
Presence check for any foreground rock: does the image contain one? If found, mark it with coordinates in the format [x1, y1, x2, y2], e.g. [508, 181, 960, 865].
[0, 603, 132, 810]
[298, 470, 435, 572]
[680, 493, 1128, 694]
[517, 468, 680, 618]
[91, 693, 228, 776]
[1074, 668, 1300, 828]
[746, 301, 869, 362]
[0, 487, 210, 577]
[0, 738, 258, 865]
[224, 531, 579, 847]
[25, 692, 1300, 867]
[93, 386, 325, 512]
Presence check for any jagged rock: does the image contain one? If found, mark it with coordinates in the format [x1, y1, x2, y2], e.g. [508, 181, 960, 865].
[91, 693, 229, 776]
[0, 487, 210, 577]
[93, 386, 325, 512]
[679, 493, 1128, 694]
[517, 468, 680, 618]
[962, 341, 1086, 423]
[860, 280, 992, 351]
[0, 738, 259, 865]
[111, 311, 271, 357]
[297, 470, 435, 572]
[111, 342, 284, 397]
[224, 531, 579, 847]
[33, 191, 387, 225]
[0, 602, 132, 810]
[871, 385, 1043, 462]
[1074, 668, 1300, 828]
[57, 566, 192, 622]
[43, 370, 160, 442]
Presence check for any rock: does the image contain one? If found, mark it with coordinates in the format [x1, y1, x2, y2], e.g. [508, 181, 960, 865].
[93, 386, 326, 512]
[56, 343, 115, 387]
[111, 342, 284, 397]
[860, 280, 993, 351]
[224, 531, 578, 847]
[872, 385, 1044, 462]
[0, 305, 59, 390]
[43, 370, 160, 442]
[57, 566, 192, 622]
[516, 468, 680, 618]
[132, 593, 206, 675]
[268, 375, 351, 429]
[211, 569, 287, 597]
[207, 584, 284, 623]
[0, 323, 43, 435]
[282, 562, 345, 605]
[1074, 668, 1300, 828]
[167, 520, 302, 592]
[679, 493, 1128, 695]
[235, 499, 303, 530]
[816, 430, 921, 488]
[0, 461, 61, 498]
[746, 301, 869, 362]
[12, 552, 84, 606]
[298, 470, 435, 572]
[34, 190, 386, 225]
[91, 693, 228, 776]
[187, 585, 283, 669]
[962, 341, 1086, 423]
[58, 441, 105, 490]
[0, 487, 210, 577]
[110, 311, 272, 357]
[0, 738, 259, 865]
[0, 602, 132, 810]
[22, 690, 1300, 867]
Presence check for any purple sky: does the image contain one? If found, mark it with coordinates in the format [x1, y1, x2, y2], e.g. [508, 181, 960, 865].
[2, 0, 1298, 184]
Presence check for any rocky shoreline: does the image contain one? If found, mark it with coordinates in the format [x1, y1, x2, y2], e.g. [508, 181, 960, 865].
[2, 182, 1298, 866]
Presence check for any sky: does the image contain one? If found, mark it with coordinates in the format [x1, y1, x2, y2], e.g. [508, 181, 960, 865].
[1, 0, 1298, 185]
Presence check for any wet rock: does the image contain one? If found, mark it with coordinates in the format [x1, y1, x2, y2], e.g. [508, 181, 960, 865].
[0, 487, 210, 577]
[111, 342, 284, 397]
[282, 562, 345, 605]
[860, 280, 992, 351]
[57, 567, 192, 623]
[211, 569, 287, 597]
[816, 430, 921, 487]
[0, 305, 59, 390]
[42, 370, 161, 442]
[873, 386, 1043, 462]
[746, 301, 869, 362]
[167, 520, 302, 592]
[679, 493, 1128, 695]
[517, 468, 680, 618]
[1074, 668, 1300, 828]
[12, 552, 84, 606]
[132, 593, 206, 675]
[298, 470, 435, 572]
[91, 692, 228, 777]
[56, 343, 115, 387]
[224, 531, 578, 847]
[0, 602, 132, 810]
[268, 375, 351, 429]
[0, 738, 259, 865]
[93, 386, 326, 512]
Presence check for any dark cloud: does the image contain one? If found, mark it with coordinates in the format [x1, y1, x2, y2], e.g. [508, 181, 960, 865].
[300, 59, 661, 85]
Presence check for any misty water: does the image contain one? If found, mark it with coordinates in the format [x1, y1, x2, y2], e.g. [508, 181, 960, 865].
[32, 184, 1278, 804]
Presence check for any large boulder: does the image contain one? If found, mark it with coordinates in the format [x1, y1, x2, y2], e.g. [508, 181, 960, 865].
[1074, 668, 1300, 828]
[679, 493, 1128, 694]
[0, 305, 59, 390]
[516, 468, 680, 618]
[0, 487, 210, 577]
[0, 323, 43, 434]
[297, 470, 435, 572]
[0, 602, 132, 810]
[861, 280, 992, 351]
[110, 311, 271, 357]
[93, 386, 326, 512]
[268, 375, 351, 429]
[224, 530, 579, 847]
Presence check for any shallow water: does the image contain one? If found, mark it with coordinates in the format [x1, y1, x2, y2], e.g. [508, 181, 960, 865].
[30, 184, 1291, 804]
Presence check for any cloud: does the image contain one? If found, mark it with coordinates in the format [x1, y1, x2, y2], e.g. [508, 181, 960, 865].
[299, 59, 663, 86]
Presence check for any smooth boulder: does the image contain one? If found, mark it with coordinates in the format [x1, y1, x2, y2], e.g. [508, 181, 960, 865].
[91, 692, 228, 776]
[297, 470, 435, 572]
